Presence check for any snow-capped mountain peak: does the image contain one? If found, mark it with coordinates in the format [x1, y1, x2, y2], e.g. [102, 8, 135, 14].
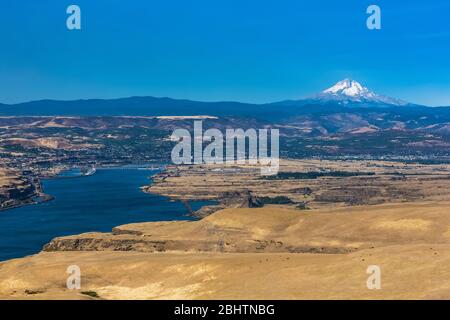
[323, 79, 369, 97]
[314, 79, 409, 106]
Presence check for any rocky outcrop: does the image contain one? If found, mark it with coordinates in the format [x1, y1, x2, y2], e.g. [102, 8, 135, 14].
[0, 176, 38, 210]
[221, 190, 263, 208]
[42, 233, 356, 254]
[192, 190, 263, 218]
[43, 236, 173, 252]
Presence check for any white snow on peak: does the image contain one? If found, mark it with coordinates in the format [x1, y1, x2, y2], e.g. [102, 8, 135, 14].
[316, 79, 408, 106]
[323, 79, 370, 97]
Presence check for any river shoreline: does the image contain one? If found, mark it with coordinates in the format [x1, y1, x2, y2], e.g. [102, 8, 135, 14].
[0, 165, 214, 261]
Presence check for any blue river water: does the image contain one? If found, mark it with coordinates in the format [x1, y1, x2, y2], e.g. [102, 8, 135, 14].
[0, 167, 209, 262]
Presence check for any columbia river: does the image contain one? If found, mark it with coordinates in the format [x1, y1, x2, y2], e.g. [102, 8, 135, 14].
[0, 167, 209, 261]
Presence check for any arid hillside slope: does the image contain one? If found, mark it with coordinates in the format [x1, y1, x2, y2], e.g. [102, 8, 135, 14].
[1, 201, 449, 299]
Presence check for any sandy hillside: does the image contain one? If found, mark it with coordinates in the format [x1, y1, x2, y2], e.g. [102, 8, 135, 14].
[0, 168, 22, 188]
[1, 201, 450, 300]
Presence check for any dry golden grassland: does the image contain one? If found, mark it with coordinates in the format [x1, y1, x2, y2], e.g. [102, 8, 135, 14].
[1, 159, 450, 300]
[1, 201, 450, 299]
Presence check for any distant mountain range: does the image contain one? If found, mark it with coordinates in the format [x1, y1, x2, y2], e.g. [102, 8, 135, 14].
[0, 79, 443, 117]
[0, 79, 449, 158]
[1, 80, 450, 135]
[0, 96, 255, 117]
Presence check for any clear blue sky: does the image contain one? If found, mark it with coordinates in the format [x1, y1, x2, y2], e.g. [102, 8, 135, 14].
[1, 0, 449, 105]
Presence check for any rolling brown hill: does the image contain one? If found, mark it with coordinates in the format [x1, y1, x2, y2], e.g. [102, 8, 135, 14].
[1, 201, 449, 299]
